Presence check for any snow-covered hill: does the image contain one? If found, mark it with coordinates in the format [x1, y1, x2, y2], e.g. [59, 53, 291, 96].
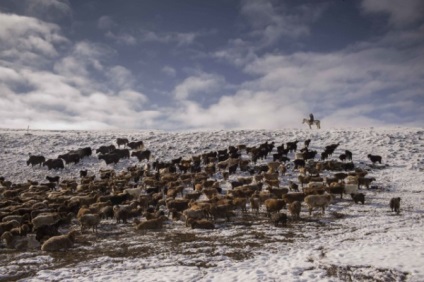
[0, 127, 423, 282]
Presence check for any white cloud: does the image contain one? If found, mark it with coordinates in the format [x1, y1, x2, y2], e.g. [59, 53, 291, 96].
[162, 66, 176, 77]
[361, 0, 424, 27]
[105, 31, 137, 45]
[97, 15, 115, 30]
[173, 73, 224, 100]
[0, 13, 67, 61]
[23, 0, 72, 21]
[140, 30, 198, 46]
[106, 66, 135, 89]
[240, 0, 326, 47]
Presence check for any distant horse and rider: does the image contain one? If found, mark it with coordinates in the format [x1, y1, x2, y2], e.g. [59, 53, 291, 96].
[303, 113, 320, 129]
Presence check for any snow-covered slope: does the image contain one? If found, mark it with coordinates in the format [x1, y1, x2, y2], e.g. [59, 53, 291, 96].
[0, 127, 423, 282]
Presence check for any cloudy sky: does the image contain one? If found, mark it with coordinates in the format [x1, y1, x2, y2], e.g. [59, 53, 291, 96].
[0, 0, 423, 130]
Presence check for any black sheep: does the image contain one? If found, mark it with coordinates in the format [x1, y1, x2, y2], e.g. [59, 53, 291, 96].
[351, 193, 365, 204]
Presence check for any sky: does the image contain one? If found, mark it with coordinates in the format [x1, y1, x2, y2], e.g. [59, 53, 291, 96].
[0, 0, 423, 131]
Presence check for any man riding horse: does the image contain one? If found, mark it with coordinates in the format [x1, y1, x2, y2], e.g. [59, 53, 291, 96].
[309, 113, 314, 123]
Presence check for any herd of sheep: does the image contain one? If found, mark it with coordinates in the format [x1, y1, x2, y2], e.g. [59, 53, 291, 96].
[0, 136, 401, 253]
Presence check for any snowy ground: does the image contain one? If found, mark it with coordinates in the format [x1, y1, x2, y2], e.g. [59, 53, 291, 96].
[0, 127, 423, 282]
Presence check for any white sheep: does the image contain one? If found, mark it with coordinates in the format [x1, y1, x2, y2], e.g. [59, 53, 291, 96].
[343, 184, 358, 194]
[1, 231, 40, 250]
[123, 187, 143, 199]
[304, 194, 333, 216]
[31, 213, 61, 230]
[41, 230, 79, 252]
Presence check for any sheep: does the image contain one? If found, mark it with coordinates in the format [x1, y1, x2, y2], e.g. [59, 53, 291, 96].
[0, 220, 20, 236]
[325, 185, 344, 199]
[271, 213, 287, 227]
[31, 213, 61, 231]
[249, 196, 261, 214]
[264, 199, 286, 217]
[94, 205, 112, 220]
[41, 230, 79, 252]
[288, 181, 299, 192]
[166, 199, 190, 217]
[2, 214, 26, 223]
[113, 205, 130, 224]
[10, 223, 31, 237]
[182, 208, 207, 227]
[267, 187, 289, 198]
[390, 197, 401, 214]
[134, 216, 168, 230]
[283, 193, 306, 204]
[368, 154, 382, 164]
[189, 219, 215, 229]
[267, 161, 281, 173]
[358, 177, 376, 189]
[79, 213, 101, 233]
[1, 231, 40, 250]
[208, 204, 235, 222]
[288, 201, 301, 220]
[351, 193, 365, 204]
[343, 184, 358, 195]
[304, 194, 333, 216]
[123, 187, 143, 199]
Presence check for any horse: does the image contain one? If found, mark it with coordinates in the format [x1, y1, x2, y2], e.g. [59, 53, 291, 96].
[302, 118, 321, 129]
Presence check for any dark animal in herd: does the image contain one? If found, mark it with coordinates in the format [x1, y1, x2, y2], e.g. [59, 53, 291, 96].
[116, 138, 129, 148]
[58, 153, 80, 165]
[128, 141, 144, 150]
[390, 197, 401, 214]
[43, 159, 64, 170]
[27, 155, 45, 166]
[96, 145, 116, 155]
[368, 154, 382, 164]
[351, 193, 365, 204]
[98, 154, 121, 165]
[46, 176, 60, 183]
[131, 150, 151, 162]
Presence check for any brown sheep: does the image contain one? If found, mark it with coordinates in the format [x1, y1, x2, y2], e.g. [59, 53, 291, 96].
[208, 204, 235, 222]
[282, 193, 306, 204]
[189, 219, 215, 229]
[264, 199, 286, 217]
[134, 216, 168, 230]
[182, 208, 207, 227]
[266, 187, 289, 198]
[41, 230, 79, 252]
[271, 213, 287, 227]
[325, 185, 344, 199]
[249, 196, 261, 214]
[288, 201, 301, 220]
